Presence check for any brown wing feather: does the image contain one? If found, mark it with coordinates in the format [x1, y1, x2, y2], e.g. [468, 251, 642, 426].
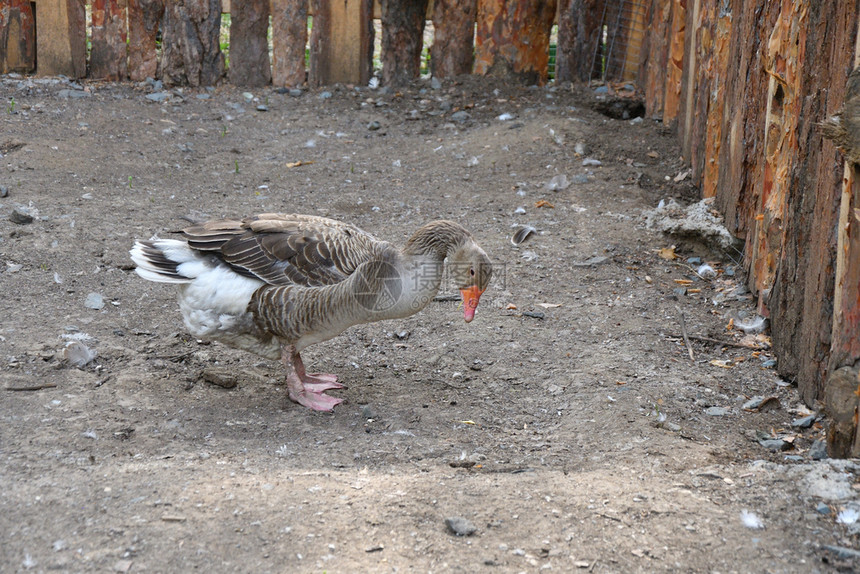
[181, 214, 384, 287]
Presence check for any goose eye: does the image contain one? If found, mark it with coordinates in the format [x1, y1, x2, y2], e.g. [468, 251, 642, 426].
[469, 268, 475, 277]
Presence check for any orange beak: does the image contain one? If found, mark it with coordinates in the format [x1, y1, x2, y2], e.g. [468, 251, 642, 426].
[460, 285, 485, 323]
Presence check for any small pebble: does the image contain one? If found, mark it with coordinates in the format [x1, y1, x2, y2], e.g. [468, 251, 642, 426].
[582, 157, 602, 166]
[368, 120, 381, 131]
[574, 142, 588, 155]
[9, 208, 33, 225]
[145, 92, 170, 102]
[523, 311, 545, 320]
[791, 414, 816, 428]
[85, 292, 105, 310]
[451, 111, 470, 123]
[0, 185, 8, 198]
[430, 77, 442, 90]
[319, 91, 332, 100]
[758, 438, 790, 451]
[816, 502, 832, 515]
[704, 406, 729, 416]
[445, 516, 477, 536]
[809, 439, 828, 460]
[743, 396, 765, 410]
[256, 105, 268, 112]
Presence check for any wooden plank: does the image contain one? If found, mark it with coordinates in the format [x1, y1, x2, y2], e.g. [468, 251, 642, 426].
[620, 0, 648, 81]
[272, 0, 308, 87]
[32, 0, 87, 78]
[662, 0, 686, 126]
[90, 0, 129, 80]
[555, 0, 603, 84]
[228, 0, 271, 86]
[161, 0, 224, 86]
[430, 0, 477, 78]
[748, 0, 806, 310]
[700, 4, 731, 198]
[679, 0, 700, 159]
[0, 0, 36, 74]
[127, 0, 164, 82]
[309, 0, 372, 86]
[826, 12, 860, 457]
[474, 0, 558, 85]
[637, 0, 672, 119]
[769, 0, 856, 406]
[713, 0, 773, 246]
[381, 0, 429, 86]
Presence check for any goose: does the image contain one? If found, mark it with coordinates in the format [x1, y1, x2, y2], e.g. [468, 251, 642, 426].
[130, 214, 492, 411]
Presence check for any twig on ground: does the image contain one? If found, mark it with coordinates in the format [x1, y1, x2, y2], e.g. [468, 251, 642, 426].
[5, 383, 57, 391]
[677, 307, 695, 361]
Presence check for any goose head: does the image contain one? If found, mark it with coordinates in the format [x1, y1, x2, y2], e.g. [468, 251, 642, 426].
[448, 241, 492, 322]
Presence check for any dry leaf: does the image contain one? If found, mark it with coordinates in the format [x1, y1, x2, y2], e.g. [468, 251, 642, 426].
[506, 303, 518, 310]
[673, 279, 693, 286]
[727, 318, 735, 330]
[286, 160, 314, 168]
[709, 359, 734, 369]
[535, 200, 555, 209]
[537, 303, 562, 309]
[658, 249, 677, 260]
[647, 151, 660, 158]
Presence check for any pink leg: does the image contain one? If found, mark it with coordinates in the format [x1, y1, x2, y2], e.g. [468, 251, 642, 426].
[281, 344, 344, 411]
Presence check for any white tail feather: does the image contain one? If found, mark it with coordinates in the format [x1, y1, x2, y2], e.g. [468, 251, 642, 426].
[130, 239, 201, 284]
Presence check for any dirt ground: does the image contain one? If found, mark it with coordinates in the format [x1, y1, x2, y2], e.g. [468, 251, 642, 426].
[2, 74, 859, 573]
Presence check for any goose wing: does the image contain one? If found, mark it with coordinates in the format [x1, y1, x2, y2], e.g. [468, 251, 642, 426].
[182, 213, 384, 287]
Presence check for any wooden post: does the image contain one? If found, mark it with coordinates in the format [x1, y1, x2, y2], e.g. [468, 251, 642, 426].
[272, 0, 308, 88]
[90, 0, 129, 80]
[637, 0, 672, 119]
[127, 0, 164, 82]
[701, 5, 732, 198]
[475, 0, 557, 85]
[430, 0, 477, 78]
[0, 0, 36, 74]
[555, 0, 602, 84]
[381, 0, 429, 86]
[679, 0, 700, 159]
[826, 8, 860, 457]
[620, 0, 647, 81]
[768, 0, 856, 407]
[309, 0, 373, 86]
[228, 0, 271, 86]
[32, 0, 87, 78]
[161, 0, 224, 86]
[662, 0, 686, 126]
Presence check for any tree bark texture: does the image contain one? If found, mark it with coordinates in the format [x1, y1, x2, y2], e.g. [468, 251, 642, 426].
[637, 0, 672, 118]
[228, 0, 271, 86]
[34, 0, 87, 77]
[161, 0, 224, 86]
[430, 0, 477, 78]
[127, 0, 164, 81]
[272, 0, 308, 87]
[0, 0, 36, 74]
[381, 0, 429, 87]
[554, 0, 600, 83]
[475, 0, 557, 85]
[90, 0, 129, 80]
[309, 0, 372, 86]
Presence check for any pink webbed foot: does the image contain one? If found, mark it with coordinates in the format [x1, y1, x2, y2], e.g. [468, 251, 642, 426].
[303, 372, 344, 393]
[281, 344, 345, 411]
[288, 387, 344, 412]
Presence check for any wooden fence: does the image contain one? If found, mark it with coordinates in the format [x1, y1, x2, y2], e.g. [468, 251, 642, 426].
[0, 0, 648, 87]
[638, 0, 860, 457]
[4, 0, 860, 456]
